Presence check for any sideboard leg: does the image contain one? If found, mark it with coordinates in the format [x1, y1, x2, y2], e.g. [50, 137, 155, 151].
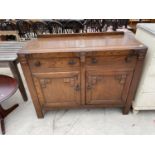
[36, 110, 44, 119]
[37, 114, 44, 119]
[122, 51, 146, 115]
[122, 107, 130, 115]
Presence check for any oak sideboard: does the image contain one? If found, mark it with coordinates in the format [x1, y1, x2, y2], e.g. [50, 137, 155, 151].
[18, 32, 147, 118]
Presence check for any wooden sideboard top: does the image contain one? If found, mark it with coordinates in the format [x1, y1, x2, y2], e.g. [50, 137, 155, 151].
[19, 32, 147, 54]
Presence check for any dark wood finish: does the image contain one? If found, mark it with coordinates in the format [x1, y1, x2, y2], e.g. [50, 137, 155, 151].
[0, 75, 19, 134]
[18, 32, 147, 118]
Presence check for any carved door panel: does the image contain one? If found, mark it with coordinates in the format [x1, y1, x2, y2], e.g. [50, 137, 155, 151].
[33, 71, 80, 107]
[86, 70, 133, 105]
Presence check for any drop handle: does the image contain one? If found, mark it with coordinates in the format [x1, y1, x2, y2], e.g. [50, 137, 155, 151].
[87, 84, 92, 90]
[75, 84, 80, 91]
[34, 61, 41, 67]
[91, 58, 97, 64]
[68, 59, 76, 65]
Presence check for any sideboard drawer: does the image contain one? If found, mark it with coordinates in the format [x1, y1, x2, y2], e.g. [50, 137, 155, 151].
[28, 57, 80, 72]
[86, 55, 137, 69]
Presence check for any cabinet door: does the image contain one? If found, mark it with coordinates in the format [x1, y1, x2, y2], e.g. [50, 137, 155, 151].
[86, 70, 133, 105]
[33, 71, 80, 107]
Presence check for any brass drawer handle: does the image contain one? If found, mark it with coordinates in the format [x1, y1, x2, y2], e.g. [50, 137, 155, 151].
[75, 84, 80, 91]
[91, 58, 97, 64]
[34, 61, 41, 67]
[87, 84, 92, 90]
[68, 59, 76, 65]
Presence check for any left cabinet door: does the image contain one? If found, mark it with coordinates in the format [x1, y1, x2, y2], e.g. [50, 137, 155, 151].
[32, 71, 81, 108]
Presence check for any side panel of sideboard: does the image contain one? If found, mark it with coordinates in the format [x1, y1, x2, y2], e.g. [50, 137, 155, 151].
[123, 50, 147, 114]
[18, 54, 44, 118]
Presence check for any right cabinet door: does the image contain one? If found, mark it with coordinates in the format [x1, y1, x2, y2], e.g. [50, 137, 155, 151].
[86, 70, 133, 106]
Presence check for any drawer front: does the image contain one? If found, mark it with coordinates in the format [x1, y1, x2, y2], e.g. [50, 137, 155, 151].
[28, 57, 80, 72]
[86, 55, 137, 70]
